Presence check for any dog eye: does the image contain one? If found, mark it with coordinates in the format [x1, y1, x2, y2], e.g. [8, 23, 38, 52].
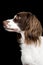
[17, 14, 21, 19]
[19, 16, 21, 19]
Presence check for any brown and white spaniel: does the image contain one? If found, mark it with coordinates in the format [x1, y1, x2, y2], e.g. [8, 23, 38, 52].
[3, 12, 43, 65]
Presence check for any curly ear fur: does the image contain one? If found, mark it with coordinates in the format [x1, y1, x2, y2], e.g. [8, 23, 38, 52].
[25, 15, 42, 43]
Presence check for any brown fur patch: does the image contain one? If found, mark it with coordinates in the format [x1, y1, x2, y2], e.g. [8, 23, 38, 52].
[24, 15, 42, 45]
[14, 12, 32, 30]
[14, 12, 42, 45]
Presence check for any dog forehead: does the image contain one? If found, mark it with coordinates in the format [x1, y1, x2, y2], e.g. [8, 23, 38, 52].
[17, 12, 32, 16]
[17, 12, 29, 17]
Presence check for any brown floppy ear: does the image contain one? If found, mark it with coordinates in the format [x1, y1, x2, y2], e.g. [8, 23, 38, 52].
[25, 15, 42, 42]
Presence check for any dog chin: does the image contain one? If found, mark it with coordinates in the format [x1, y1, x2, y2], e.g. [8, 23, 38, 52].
[4, 26, 18, 32]
[4, 26, 20, 33]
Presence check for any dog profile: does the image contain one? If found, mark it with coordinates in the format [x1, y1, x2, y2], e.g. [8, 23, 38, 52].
[3, 12, 43, 65]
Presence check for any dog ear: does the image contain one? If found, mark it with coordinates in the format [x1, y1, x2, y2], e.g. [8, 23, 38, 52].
[25, 15, 42, 42]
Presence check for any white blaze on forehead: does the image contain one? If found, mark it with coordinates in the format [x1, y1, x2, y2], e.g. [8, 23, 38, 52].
[14, 15, 17, 19]
[6, 19, 21, 31]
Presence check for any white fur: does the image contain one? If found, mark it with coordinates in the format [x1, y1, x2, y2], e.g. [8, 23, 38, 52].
[14, 15, 17, 19]
[20, 35, 43, 65]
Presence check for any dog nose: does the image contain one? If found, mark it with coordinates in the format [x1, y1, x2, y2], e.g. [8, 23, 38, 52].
[3, 20, 9, 27]
[3, 20, 9, 26]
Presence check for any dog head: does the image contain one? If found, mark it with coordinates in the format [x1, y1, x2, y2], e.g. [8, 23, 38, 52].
[3, 12, 42, 44]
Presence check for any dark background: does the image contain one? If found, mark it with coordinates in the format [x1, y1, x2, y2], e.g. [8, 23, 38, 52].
[0, 0, 43, 65]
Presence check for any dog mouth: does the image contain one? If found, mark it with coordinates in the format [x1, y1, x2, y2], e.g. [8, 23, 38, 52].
[4, 25, 19, 32]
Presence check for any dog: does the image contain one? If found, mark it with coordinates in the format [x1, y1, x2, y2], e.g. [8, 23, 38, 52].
[3, 12, 43, 65]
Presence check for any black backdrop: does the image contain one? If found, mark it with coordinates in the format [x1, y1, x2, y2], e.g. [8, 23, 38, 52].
[0, 0, 43, 65]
